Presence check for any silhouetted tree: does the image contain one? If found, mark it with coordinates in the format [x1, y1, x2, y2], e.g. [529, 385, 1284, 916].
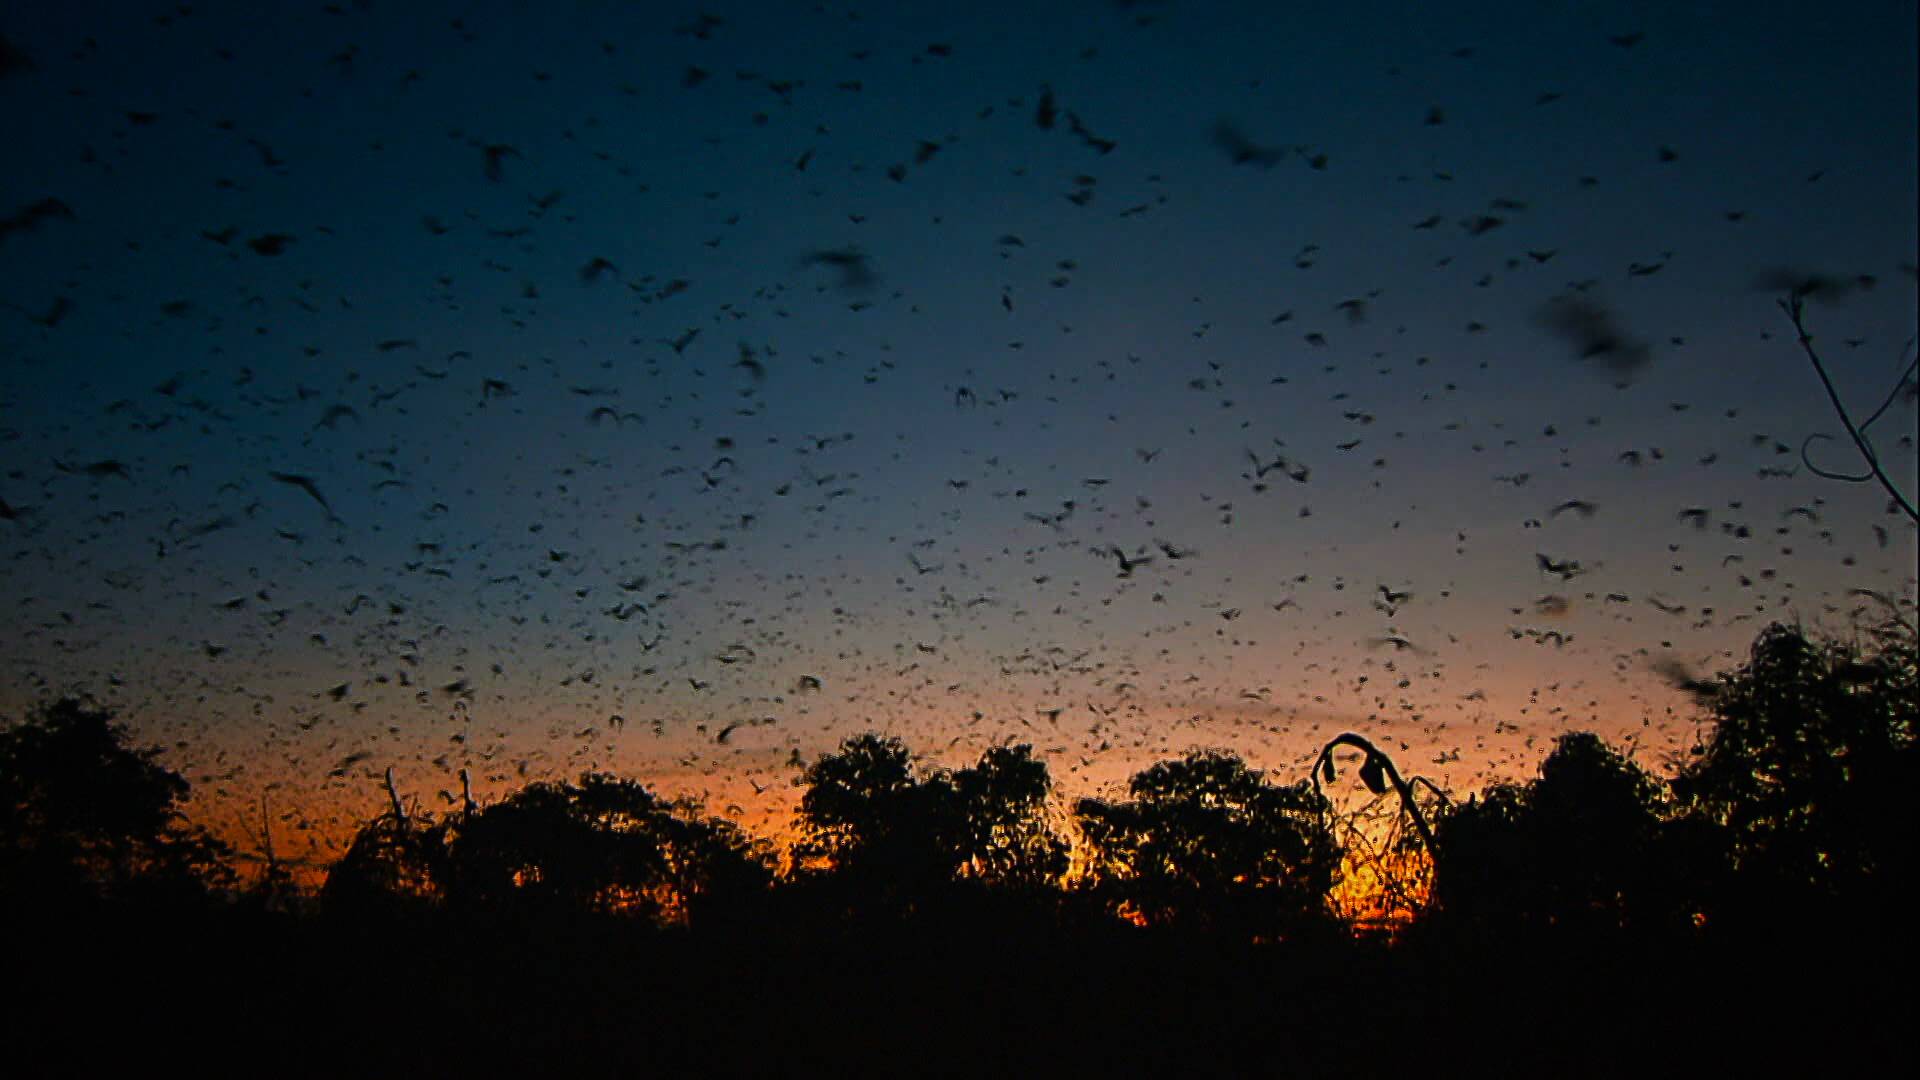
[1074, 749, 1339, 938]
[794, 734, 956, 903]
[0, 697, 232, 912]
[320, 800, 446, 918]
[1430, 731, 1700, 936]
[436, 772, 771, 924]
[793, 735, 1070, 917]
[948, 743, 1070, 890]
[1673, 620, 1917, 923]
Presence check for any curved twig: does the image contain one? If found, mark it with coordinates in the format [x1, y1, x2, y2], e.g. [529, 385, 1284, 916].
[1405, 775, 1454, 808]
[1801, 433, 1874, 483]
[1782, 296, 1919, 522]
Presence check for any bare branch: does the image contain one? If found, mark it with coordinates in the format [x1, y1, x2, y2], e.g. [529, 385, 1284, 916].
[1800, 433, 1874, 483]
[1858, 336, 1918, 435]
[384, 765, 406, 823]
[1781, 296, 1918, 522]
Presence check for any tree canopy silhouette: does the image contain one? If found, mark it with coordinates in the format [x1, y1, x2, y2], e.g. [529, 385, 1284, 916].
[793, 735, 1069, 915]
[1673, 619, 1917, 922]
[947, 743, 1071, 890]
[324, 771, 770, 925]
[442, 772, 771, 922]
[320, 770, 451, 918]
[1074, 749, 1339, 937]
[795, 733, 952, 890]
[1428, 731, 1702, 936]
[321, 802, 445, 918]
[0, 697, 232, 913]
[1421, 618, 1917, 940]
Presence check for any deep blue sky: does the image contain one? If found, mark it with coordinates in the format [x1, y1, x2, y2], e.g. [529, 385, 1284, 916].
[1, 0, 1913, 861]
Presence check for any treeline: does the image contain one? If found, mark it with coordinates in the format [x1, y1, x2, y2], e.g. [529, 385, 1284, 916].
[4, 619, 1913, 1074]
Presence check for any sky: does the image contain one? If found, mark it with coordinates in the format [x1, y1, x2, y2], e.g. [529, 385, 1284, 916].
[1, 0, 1914, 870]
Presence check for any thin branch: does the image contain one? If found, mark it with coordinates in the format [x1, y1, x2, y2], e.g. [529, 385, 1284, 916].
[1782, 296, 1919, 522]
[259, 792, 276, 872]
[1800, 433, 1874, 483]
[1847, 588, 1918, 642]
[384, 765, 407, 823]
[1858, 336, 1918, 434]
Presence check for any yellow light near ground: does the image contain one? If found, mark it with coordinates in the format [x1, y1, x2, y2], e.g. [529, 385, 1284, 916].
[1328, 843, 1433, 934]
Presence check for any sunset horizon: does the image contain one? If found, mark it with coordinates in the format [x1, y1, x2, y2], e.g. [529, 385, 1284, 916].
[1, 1, 1914, 1071]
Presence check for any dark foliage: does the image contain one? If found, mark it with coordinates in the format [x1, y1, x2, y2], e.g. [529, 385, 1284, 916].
[791, 735, 1070, 920]
[1075, 749, 1339, 937]
[323, 771, 771, 925]
[0, 697, 231, 913]
[1673, 620, 1917, 925]
[319, 806, 445, 918]
[794, 732, 956, 897]
[1429, 731, 1706, 936]
[1425, 619, 1916, 942]
[950, 743, 1072, 888]
[441, 772, 772, 921]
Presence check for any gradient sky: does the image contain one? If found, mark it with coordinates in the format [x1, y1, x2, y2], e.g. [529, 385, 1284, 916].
[2, 0, 1914, 869]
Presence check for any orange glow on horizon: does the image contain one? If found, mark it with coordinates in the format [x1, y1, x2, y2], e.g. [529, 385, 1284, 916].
[1328, 843, 1434, 933]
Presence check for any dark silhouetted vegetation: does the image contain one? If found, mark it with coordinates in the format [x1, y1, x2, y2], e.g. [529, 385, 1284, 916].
[1428, 730, 1708, 937]
[1673, 616, 1917, 928]
[6, 619, 1914, 1075]
[321, 769, 772, 927]
[1075, 748, 1338, 938]
[790, 735, 1069, 917]
[1, 697, 232, 915]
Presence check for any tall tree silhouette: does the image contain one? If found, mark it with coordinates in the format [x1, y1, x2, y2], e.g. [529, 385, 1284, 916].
[1673, 619, 1917, 924]
[1428, 731, 1701, 936]
[793, 735, 1070, 915]
[948, 743, 1070, 890]
[0, 697, 232, 913]
[1074, 749, 1339, 937]
[794, 734, 955, 904]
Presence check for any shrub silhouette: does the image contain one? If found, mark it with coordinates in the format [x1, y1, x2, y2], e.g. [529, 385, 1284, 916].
[0, 697, 232, 913]
[1074, 749, 1339, 937]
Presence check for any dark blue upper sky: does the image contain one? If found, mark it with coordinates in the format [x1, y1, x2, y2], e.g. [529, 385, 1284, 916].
[1, 0, 1913, 858]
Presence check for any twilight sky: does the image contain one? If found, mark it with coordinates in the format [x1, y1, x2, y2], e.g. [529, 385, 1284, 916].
[1, 0, 1914, 867]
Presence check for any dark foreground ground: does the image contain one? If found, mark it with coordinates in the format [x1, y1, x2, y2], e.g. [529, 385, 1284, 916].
[10, 901, 1907, 1078]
